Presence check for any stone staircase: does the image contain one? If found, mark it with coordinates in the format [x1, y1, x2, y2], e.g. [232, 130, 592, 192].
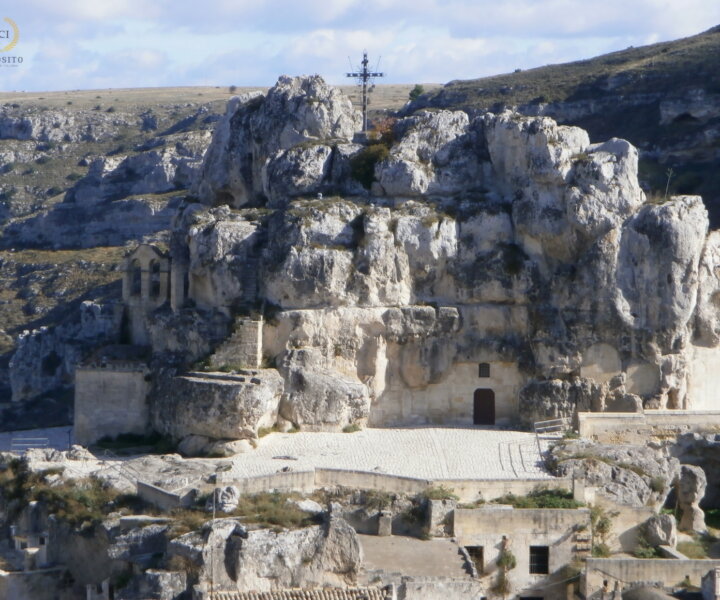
[573, 530, 592, 560]
[209, 316, 262, 369]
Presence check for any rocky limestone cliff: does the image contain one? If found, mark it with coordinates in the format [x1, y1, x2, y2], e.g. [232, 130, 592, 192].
[134, 74, 720, 443]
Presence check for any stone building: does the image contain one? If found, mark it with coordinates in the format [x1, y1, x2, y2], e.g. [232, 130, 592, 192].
[122, 244, 171, 345]
[74, 345, 151, 445]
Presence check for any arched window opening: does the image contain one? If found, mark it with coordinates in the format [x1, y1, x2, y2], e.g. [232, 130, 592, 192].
[130, 259, 142, 297]
[150, 261, 161, 299]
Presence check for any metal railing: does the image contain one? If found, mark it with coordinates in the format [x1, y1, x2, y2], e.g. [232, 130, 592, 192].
[10, 437, 50, 453]
[533, 417, 571, 459]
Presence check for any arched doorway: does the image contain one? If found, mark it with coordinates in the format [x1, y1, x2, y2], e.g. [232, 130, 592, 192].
[473, 389, 495, 425]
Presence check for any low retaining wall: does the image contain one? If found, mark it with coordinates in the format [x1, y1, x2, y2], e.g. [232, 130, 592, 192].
[137, 481, 196, 510]
[583, 558, 720, 598]
[226, 470, 316, 495]
[578, 410, 720, 441]
[218, 468, 574, 503]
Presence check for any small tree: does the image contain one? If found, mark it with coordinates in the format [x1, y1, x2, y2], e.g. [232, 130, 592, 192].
[492, 538, 517, 599]
[408, 84, 425, 102]
[590, 505, 616, 557]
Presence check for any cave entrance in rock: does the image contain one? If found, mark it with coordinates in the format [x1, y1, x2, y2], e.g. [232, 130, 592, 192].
[473, 389, 495, 425]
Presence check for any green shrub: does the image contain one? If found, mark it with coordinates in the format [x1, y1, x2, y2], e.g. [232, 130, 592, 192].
[677, 539, 707, 559]
[650, 476, 666, 493]
[342, 423, 361, 433]
[492, 488, 581, 509]
[408, 84, 425, 102]
[363, 490, 394, 511]
[634, 531, 661, 558]
[497, 547, 517, 571]
[350, 143, 389, 189]
[592, 543, 611, 557]
[423, 485, 459, 501]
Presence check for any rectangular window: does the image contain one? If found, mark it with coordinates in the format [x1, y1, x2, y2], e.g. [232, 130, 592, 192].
[466, 546, 484, 574]
[478, 363, 490, 378]
[529, 546, 549, 574]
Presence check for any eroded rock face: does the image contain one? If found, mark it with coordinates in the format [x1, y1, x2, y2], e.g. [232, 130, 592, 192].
[10, 301, 121, 403]
[551, 441, 679, 507]
[193, 76, 362, 208]
[168, 513, 362, 593]
[278, 349, 371, 429]
[162, 80, 720, 429]
[151, 370, 283, 440]
[375, 110, 487, 197]
[30, 76, 720, 433]
[67, 132, 209, 205]
[643, 513, 677, 548]
[678, 464, 707, 532]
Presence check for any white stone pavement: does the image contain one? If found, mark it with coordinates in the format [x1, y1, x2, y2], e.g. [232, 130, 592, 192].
[229, 426, 554, 481]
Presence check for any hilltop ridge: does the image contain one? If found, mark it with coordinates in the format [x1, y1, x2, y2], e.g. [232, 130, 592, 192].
[409, 25, 720, 224]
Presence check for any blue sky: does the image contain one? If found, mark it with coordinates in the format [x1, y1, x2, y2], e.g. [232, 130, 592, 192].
[1, 0, 720, 91]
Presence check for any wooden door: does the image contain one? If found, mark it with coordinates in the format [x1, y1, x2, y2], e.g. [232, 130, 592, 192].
[473, 389, 495, 425]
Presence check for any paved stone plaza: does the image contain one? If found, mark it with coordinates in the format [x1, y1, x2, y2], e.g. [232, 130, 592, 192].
[230, 426, 554, 481]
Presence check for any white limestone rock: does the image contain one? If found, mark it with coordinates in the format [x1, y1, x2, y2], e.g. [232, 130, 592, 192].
[694, 230, 720, 345]
[678, 464, 707, 533]
[615, 196, 708, 349]
[180, 515, 362, 592]
[205, 486, 240, 513]
[279, 349, 370, 430]
[193, 76, 361, 207]
[68, 131, 210, 205]
[643, 514, 677, 548]
[552, 441, 680, 507]
[566, 138, 645, 244]
[152, 370, 283, 441]
[375, 110, 486, 196]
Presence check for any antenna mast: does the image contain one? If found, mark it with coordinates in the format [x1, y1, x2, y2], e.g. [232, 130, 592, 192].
[346, 50, 384, 132]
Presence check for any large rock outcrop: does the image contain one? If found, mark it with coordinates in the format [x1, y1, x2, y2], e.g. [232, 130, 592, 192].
[168, 513, 362, 593]
[158, 75, 720, 431]
[551, 440, 679, 507]
[151, 370, 283, 441]
[193, 76, 362, 208]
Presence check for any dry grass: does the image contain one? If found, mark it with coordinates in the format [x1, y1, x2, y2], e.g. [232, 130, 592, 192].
[0, 83, 440, 113]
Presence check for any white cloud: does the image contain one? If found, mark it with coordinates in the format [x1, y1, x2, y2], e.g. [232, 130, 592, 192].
[2, 0, 719, 90]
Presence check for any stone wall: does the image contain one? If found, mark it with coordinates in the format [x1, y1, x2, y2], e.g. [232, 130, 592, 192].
[74, 365, 150, 445]
[582, 489, 655, 552]
[454, 506, 590, 595]
[370, 360, 524, 427]
[583, 558, 720, 599]
[688, 344, 720, 410]
[577, 410, 720, 442]
[216, 467, 574, 504]
[136, 480, 196, 510]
